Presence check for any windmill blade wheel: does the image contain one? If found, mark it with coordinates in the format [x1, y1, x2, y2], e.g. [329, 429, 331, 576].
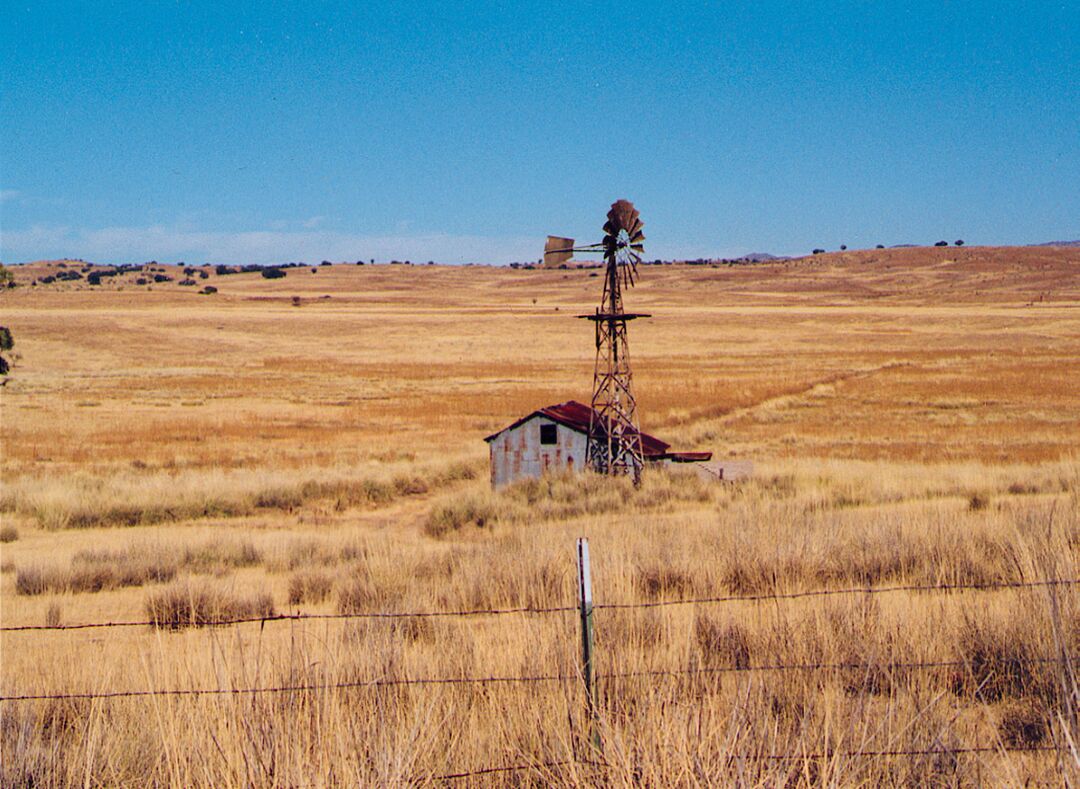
[603, 199, 645, 284]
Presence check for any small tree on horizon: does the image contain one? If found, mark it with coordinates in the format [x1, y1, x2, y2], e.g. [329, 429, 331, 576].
[0, 326, 13, 380]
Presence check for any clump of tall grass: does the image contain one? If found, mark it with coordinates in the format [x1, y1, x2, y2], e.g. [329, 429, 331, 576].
[45, 602, 62, 628]
[15, 565, 60, 596]
[694, 614, 752, 669]
[180, 538, 262, 573]
[636, 564, 697, 599]
[0, 524, 18, 542]
[336, 576, 402, 614]
[145, 582, 275, 629]
[949, 608, 1062, 703]
[335, 559, 408, 614]
[424, 494, 501, 537]
[288, 570, 334, 605]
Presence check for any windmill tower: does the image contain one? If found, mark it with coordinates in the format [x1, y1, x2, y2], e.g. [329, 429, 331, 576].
[543, 200, 650, 483]
[584, 200, 649, 483]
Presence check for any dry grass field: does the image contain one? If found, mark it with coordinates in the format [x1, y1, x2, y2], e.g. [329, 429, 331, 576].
[1, 245, 1079, 786]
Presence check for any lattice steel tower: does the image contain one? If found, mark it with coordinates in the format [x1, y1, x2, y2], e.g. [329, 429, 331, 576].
[579, 200, 649, 484]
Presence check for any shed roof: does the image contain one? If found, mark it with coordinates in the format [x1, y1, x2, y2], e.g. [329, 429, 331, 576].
[484, 400, 672, 459]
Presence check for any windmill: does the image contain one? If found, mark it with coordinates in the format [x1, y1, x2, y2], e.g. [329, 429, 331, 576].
[545, 200, 650, 484]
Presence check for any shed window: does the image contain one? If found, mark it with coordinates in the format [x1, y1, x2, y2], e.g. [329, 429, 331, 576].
[540, 424, 557, 445]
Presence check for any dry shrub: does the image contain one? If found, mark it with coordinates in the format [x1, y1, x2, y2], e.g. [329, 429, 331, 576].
[288, 570, 333, 605]
[968, 492, 992, 511]
[620, 468, 713, 511]
[752, 473, 798, 499]
[813, 522, 914, 585]
[336, 571, 403, 614]
[329, 478, 395, 508]
[338, 541, 368, 563]
[1007, 481, 1040, 495]
[430, 460, 480, 485]
[0, 524, 18, 542]
[73, 547, 178, 587]
[0, 559, 14, 573]
[424, 493, 498, 537]
[392, 475, 428, 496]
[600, 609, 667, 667]
[15, 565, 66, 596]
[45, 602, 62, 628]
[635, 563, 696, 599]
[451, 538, 568, 612]
[253, 486, 303, 510]
[37, 697, 92, 740]
[998, 700, 1048, 747]
[694, 614, 751, 668]
[265, 537, 353, 573]
[391, 615, 435, 644]
[146, 582, 276, 630]
[413, 550, 456, 581]
[180, 539, 262, 572]
[950, 609, 1055, 702]
[819, 597, 902, 695]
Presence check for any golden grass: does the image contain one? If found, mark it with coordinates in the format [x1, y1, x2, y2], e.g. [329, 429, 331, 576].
[1, 251, 1078, 785]
[0, 460, 479, 530]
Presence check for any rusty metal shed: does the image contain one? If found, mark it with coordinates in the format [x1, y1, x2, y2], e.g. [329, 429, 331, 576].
[484, 400, 716, 488]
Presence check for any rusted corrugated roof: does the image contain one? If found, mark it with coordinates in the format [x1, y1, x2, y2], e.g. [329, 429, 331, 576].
[667, 451, 714, 462]
[484, 400, 671, 458]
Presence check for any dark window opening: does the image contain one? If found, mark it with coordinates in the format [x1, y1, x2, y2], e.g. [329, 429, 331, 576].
[540, 424, 557, 445]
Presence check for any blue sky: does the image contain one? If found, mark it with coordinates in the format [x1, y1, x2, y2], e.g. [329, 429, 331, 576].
[2, 1, 1077, 264]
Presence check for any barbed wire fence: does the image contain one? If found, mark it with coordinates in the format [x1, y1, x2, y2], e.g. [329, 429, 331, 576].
[2, 577, 1073, 633]
[1, 540, 1077, 782]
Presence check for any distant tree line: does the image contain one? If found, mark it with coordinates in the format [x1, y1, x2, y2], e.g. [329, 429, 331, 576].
[811, 240, 966, 255]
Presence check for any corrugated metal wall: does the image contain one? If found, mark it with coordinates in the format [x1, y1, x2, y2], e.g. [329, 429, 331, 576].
[488, 416, 588, 487]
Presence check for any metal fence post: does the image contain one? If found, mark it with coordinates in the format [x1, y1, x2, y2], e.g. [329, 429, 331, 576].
[577, 537, 601, 753]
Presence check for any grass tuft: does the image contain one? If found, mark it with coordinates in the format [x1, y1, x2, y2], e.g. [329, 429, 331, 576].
[45, 602, 62, 628]
[145, 582, 276, 630]
[288, 570, 333, 605]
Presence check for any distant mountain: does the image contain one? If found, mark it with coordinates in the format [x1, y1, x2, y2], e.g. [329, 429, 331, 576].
[740, 252, 787, 262]
[1031, 240, 1080, 247]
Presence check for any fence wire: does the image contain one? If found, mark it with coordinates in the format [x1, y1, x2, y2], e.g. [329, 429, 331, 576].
[3, 656, 1072, 704]
[595, 577, 1080, 611]
[428, 745, 1068, 782]
[2, 577, 1074, 633]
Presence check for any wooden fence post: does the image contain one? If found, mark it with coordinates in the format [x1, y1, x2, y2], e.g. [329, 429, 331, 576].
[577, 537, 601, 753]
